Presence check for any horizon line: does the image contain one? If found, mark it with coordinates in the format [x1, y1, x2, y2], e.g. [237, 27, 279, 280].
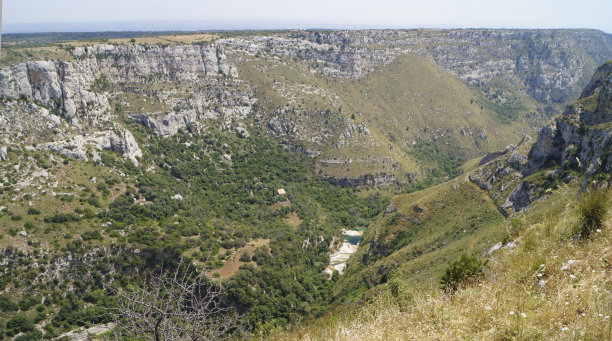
[3, 20, 611, 35]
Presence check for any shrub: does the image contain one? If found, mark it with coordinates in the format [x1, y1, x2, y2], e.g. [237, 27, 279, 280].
[239, 251, 252, 262]
[388, 278, 413, 311]
[180, 225, 199, 237]
[507, 217, 525, 238]
[87, 196, 101, 207]
[18, 294, 39, 311]
[44, 212, 81, 223]
[440, 254, 486, 293]
[578, 188, 609, 238]
[27, 207, 41, 215]
[6, 314, 35, 336]
[81, 230, 103, 241]
[0, 295, 18, 312]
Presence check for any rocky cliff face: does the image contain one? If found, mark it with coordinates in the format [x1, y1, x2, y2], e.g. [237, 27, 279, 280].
[469, 60, 612, 215]
[0, 43, 247, 164]
[1, 30, 611, 186]
[40, 128, 142, 165]
[527, 61, 612, 177]
[0, 44, 237, 127]
[222, 29, 612, 105]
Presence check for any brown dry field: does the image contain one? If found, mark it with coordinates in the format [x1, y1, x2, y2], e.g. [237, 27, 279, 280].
[283, 212, 303, 229]
[64, 33, 218, 47]
[212, 238, 270, 279]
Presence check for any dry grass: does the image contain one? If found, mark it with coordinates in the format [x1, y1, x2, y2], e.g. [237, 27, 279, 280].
[61, 33, 218, 47]
[0, 34, 218, 67]
[284, 212, 303, 229]
[267, 191, 612, 340]
[210, 239, 270, 279]
[0, 152, 127, 250]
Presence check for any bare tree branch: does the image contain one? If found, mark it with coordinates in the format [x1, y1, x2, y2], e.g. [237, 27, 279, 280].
[107, 258, 243, 340]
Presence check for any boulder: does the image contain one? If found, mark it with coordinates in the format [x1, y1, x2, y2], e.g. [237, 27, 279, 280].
[488, 242, 503, 255]
[108, 129, 143, 165]
[236, 126, 250, 138]
[507, 151, 528, 172]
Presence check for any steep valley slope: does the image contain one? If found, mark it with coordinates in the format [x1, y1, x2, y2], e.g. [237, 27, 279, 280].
[264, 58, 612, 341]
[332, 59, 612, 308]
[0, 30, 611, 338]
[2, 29, 611, 185]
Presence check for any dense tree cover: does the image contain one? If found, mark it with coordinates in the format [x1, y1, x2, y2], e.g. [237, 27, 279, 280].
[0, 130, 388, 338]
[407, 140, 465, 179]
[106, 131, 386, 330]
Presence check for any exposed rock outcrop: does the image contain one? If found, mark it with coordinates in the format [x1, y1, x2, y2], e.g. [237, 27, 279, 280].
[470, 60, 612, 215]
[130, 112, 200, 136]
[109, 129, 143, 165]
[0, 99, 64, 143]
[40, 129, 142, 165]
[327, 173, 396, 188]
[235, 125, 250, 138]
[73, 44, 238, 82]
[0, 60, 110, 126]
[501, 181, 536, 214]
[0, 146, 7, 161]
[0, 44, 237, 128]
[527, 61, 612, 177]
[526, 123, 565, 174]
[222, 29, 612, 104]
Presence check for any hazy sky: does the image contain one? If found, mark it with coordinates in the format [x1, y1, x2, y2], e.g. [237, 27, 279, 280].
[4, 0, 612, 33]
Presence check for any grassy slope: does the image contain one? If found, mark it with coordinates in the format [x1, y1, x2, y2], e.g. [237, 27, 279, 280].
[0, 35, 543, 183]
[340, 54, 531, 156]
[332, 179, 506, 301]
[268, 183, 612, 340]
[237, 53, 539, 182]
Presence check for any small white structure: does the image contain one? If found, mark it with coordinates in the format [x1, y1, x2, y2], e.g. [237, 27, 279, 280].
[277, 188, 286, 195]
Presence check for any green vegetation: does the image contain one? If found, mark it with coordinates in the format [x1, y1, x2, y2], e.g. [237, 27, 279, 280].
[1, 30, 610, 339]
[237, 53, 537, 184]
[267, 172, 611, 340]
[332, 180, 505, 301]
[571, 88, 601, 113]
[440, 254, 487, 293]
[0, 128, 389, 338]
[476, 77, 541, 124]
[577, 187, 610, 238]
[90, 75, 112, 93]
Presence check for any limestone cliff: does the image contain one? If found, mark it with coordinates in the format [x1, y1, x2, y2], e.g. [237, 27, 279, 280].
[0, 44, 237, 127]
[222, 29, 612, 105]
[0, 43, 244, 163]
[1, 30, 611, 186]
[527, 61, 612, 177]
[470, 60, 612, 215]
